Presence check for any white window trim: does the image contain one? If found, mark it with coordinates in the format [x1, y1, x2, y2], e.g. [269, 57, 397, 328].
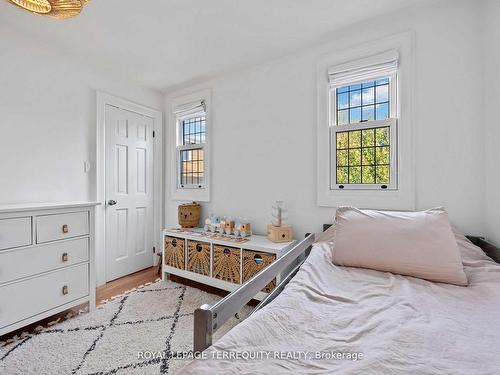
[175, 108, 207, 189]
[317, 32, 415, 210]
[168, 89, 211, 202]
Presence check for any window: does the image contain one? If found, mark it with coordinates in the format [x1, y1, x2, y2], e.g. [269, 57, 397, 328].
[335, 125, 392, 185]
[329, 54, 398, 190]
[317, 36, 414, 209]
[175, 100, 207, 189]
[335, 78, 390, 125]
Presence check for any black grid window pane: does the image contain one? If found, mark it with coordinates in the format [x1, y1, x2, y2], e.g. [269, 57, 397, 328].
[336, 78, 390, 125]
[335, 126, 390, 185]
[180, 148, 204, 187]
[182, 116, 206, 145]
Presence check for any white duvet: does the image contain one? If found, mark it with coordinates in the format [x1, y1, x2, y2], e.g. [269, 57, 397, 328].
[179, 232, 500, 374]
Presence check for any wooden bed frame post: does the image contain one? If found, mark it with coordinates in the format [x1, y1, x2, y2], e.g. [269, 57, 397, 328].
[194, 304, 213, 352]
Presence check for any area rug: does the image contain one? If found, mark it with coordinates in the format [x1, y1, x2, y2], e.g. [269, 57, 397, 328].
[0, 280, 251, 374]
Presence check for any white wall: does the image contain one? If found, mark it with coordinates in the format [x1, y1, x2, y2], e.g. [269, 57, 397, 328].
[165, 0, 485, 238]
[483, 0, 500, 245]
[0, 25, 163, 205]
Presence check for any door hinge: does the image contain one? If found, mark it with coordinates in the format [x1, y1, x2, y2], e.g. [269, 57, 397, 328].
[153, 246, 156, 253]
[153, 131, 155, 138]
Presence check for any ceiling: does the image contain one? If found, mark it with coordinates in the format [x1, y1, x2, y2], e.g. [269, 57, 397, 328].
[0, 0, 424, 93]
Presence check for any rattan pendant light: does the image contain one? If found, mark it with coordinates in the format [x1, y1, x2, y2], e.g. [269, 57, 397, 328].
[8, 0, 90, 19]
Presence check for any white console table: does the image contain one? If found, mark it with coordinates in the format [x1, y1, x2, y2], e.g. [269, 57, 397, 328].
[162, 228, 296, 301]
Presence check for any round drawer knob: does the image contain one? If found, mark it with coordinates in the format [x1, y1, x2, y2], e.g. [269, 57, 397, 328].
[62, 285, 69, 295]
[196, 243, 202, 252]
[62, 252, 68, 262]
[172, 239, 177, 247]
[62, 224, 69, 234]
[223, 248, 231, 256]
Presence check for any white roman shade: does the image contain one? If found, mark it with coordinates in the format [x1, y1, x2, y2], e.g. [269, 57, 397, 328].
[173, 100, 206, 117]
[328, 50, 399, 88]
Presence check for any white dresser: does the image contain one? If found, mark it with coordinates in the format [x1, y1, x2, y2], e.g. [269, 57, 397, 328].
[0, 202, 98, 336]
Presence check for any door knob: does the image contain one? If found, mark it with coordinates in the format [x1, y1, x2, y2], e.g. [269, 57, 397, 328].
[108, 200, 117, 206]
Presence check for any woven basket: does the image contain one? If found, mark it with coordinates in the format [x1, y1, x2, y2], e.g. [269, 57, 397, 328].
[242, 250, 276, 292]
[187, 240, 211, 276]
[213, 245, 241, 284]
[178, 202, 201, 228]
[164, 236, 185, 269]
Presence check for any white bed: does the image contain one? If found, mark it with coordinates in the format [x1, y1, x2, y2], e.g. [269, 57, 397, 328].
[180, 231, 500, 374]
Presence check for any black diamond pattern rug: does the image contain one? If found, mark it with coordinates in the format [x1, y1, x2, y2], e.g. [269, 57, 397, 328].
[0, 280, 250, 374]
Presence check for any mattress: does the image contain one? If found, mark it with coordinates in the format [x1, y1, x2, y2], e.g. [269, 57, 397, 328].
[179, 232, 500, 374]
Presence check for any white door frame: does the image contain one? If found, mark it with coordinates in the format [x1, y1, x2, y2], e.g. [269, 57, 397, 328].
[95, 91, 163, 286]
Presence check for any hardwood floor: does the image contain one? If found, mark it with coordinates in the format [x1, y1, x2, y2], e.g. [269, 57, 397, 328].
[0, 266, 159, 344]
[96, 266, 159, 304]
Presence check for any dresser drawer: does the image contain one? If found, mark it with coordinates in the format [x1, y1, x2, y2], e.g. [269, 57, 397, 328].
[164, 236, 185, 270]
[0, 263, 89, 329]
[187, 240, 211, 276]
[36, 212, 89, 243]
[0, 238, 89, 285]
[242, 250, 276, 293]
[0, 217, 32, 250]
[213, 245, 241, 284]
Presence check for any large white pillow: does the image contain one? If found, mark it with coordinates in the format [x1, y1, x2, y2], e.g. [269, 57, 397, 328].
[330, 206, 468, 286]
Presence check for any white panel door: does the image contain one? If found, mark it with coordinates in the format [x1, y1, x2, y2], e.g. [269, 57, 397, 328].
[105, 104, 154, 281]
